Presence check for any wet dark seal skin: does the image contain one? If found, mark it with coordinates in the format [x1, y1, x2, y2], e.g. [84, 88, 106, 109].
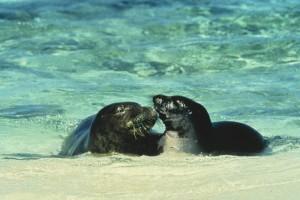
[153, 95, 268, 155]
[88, 102, 162, 155]
[60, 102, 162, 156]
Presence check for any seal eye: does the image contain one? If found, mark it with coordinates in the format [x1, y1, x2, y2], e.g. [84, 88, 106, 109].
[176, 100, 185, 108]
[116, 105, 127, 115]
[154, 97, 163, 105]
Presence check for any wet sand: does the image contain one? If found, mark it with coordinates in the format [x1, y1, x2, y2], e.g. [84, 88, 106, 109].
[1, 151, 299, 200]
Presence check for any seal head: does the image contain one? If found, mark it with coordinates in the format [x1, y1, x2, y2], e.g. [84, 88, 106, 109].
[153, 95, 209, 138]
[89, 102, 161, 155]
[153, 95, 202, 153]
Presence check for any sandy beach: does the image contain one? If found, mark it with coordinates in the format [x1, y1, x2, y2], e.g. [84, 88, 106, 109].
[1, 151, 299, 200]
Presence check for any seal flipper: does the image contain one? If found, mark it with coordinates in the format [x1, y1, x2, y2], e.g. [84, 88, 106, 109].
[59, 115, 95, 156]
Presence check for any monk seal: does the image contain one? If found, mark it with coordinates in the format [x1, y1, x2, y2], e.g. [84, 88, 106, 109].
[60, 102, 162, 156]
[153, 95, 268, 155]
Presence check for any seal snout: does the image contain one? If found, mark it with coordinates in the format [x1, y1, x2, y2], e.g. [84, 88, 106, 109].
[149, 107, 159, 119]
[153, 94, 166, 105]
[153, 94, 172, 121]
[134, 106, 158, 130]
[141, 106, 158, 120]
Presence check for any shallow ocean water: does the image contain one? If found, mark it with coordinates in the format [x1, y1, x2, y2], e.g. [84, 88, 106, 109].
[0, 0, 300, 199]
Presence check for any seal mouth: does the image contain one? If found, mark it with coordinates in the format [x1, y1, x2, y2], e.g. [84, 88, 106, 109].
[154, 106, 168, 119]
[153, 104, 179, 131]
[126, 107, 158, 139]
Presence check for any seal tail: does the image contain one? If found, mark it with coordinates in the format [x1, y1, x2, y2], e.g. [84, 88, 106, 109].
[59, 115, 95, 156]
[59, 128, 90, 156]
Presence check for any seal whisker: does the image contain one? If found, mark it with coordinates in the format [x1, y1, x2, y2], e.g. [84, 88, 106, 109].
[130, 124, 137, 139]
[132, 122, 145, 138]
[141, 124, 148, 132]
[138, 126, 144, 137]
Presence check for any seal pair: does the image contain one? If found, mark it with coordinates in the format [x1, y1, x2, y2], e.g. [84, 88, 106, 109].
[61, 95, 267, 156]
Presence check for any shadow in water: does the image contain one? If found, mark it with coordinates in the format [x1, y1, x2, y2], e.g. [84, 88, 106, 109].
[0, 153, 67, 160]
[0, 104, 64, 119]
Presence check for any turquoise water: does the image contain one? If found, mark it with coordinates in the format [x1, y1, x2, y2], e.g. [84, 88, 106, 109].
[0, 0, 300, 157]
